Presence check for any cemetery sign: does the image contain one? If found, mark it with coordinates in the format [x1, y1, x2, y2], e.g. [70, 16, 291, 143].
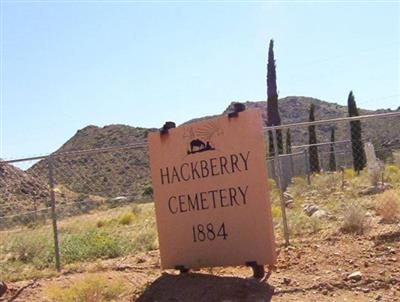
[148, 109, 276, 269]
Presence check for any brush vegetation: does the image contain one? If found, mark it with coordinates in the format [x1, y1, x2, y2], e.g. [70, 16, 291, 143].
[0, 203, 157, 281]
[271, 162, 400, 237]
[45, 274, 126, 302]
[1, 162, 399, 282]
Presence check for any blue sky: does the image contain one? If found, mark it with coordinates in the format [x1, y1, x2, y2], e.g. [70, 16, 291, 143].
[1, 1, 399, 160]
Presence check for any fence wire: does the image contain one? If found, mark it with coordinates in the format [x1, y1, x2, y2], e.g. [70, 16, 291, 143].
[266, 112, 400, 245]
[0, 112, 399, 272]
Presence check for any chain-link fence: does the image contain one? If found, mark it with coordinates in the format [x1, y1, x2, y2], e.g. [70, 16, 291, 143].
[0, 143, 151, 274]
[0, 144, 151, 225]
[266, 111, 400, 245]
[1, 111, 399, 274]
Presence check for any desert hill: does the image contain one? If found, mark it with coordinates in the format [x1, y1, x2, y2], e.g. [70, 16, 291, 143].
[0, 162, 93, 225]
[185, 96, 359, 125]
[28, 125, 154, 199]
[0, 162, 49, 216]
[23, 96, 399, 198]
[227, 97, 399, 148]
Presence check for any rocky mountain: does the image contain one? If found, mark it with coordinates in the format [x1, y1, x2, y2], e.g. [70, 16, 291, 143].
[28, 125, 155, 198]
[0, 162, 49, 216]
[226, 97, 399, 147]
[23, 96, 399, 199]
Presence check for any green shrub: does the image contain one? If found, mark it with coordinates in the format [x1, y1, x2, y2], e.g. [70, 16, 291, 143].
[61, 229, 122, 263]
[142, 184, 153, 198]
[385, 165, 400, 188]
[0, 204, 159, 280]
[344, 168, 356, 180]
[287, 177, 308, 197]
[134, 229, 158, 252]
[271, 206, 281, 219]
[4, 231, 54, 268]
[118, 212, 135, 225]
[386, 164, 399, 175]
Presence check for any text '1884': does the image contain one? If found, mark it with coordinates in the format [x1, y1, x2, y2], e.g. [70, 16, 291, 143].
[192, 222, 228, 242]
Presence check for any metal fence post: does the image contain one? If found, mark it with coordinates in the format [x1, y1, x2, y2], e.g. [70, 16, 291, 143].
[304, 149, 311, 185]
[272, 129, 290, 246]
[267, 131, 276, 179]
[48, 156, 61, 272]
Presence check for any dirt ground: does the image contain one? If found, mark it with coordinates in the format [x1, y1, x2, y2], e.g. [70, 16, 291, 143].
[1, 221, 399, 302]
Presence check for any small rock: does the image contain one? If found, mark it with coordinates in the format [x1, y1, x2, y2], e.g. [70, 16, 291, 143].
[302, 203, 319, 216]
[311, 209, 328, 219]
[285, 199, 294, 208]
[348, 271, 363, 282]
[110, 196, 128, 201]
[136, 257, 146, 264]
[3, 253, 15, 262]
[283, 277, 291, 285]
[376, 294, 382, 300]
[283, 192, 293, 201]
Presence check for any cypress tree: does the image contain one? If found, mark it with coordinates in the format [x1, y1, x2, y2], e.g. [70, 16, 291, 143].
[347, 91, 366, 173]
[286, 129, 292, 154]
[266, 39, 283, 156]
[308, 103, 320, 173]
[329, 127, 337, 172]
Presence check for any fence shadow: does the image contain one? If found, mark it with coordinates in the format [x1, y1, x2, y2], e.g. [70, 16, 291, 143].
[135, 272, 274, 302]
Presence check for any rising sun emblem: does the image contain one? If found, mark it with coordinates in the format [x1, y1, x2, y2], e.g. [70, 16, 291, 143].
[183, 120, 223, 155]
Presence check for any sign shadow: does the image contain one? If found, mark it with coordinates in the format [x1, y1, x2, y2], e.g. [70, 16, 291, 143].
[136, 272, 274, 302]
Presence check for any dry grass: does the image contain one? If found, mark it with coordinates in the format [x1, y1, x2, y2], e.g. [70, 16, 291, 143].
[45, 274, 126, 302]
[393, 151, 400, 167]
[376, 189, 400, 222]
[0, 203, 157, 281]
[385, 164, 400, 189]
[1, 163, 399, 282]
[340, 203, 369, 235]
[286, 209, 324, 236]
